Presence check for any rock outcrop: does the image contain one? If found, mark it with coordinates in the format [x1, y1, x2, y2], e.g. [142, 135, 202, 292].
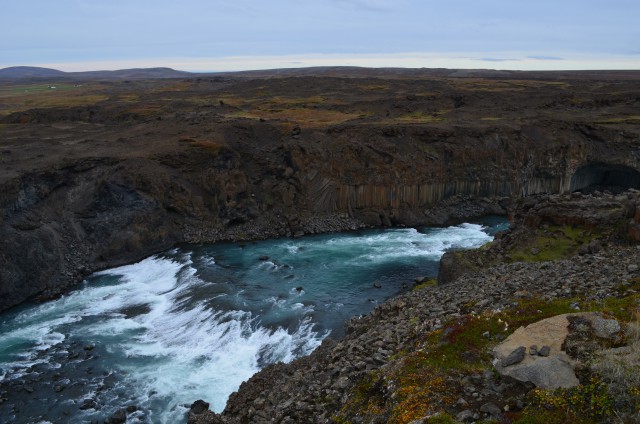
[438, 189, 640, 284]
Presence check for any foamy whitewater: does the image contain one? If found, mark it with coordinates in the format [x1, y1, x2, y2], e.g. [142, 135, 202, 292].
[0, 218, 507, 423]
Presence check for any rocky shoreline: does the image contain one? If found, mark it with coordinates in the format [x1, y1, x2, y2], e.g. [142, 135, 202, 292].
[189, 189, 640, 424]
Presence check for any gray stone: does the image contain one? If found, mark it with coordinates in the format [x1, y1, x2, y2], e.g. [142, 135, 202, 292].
[476, 298, 492, 308]
[456, 410, 475, 422]
[480, 402, 503, 417]
[538, 345, 551, 357]
[334, 376, 351, 390]
[501, 346, 526, 367]
[588, 315, 621, 340]
[502, 356, 579, 389]
[628, 264, 639, 273]
[588, 240, 602, 254]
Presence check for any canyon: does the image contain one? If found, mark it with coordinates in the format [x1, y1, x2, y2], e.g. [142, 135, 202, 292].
[1, 68, 639, 313]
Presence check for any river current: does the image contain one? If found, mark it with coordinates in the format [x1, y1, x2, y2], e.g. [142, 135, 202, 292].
[0, 217, 507, 423]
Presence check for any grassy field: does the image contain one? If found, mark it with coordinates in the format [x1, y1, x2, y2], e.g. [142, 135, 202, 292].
[0, 82, 109, 117]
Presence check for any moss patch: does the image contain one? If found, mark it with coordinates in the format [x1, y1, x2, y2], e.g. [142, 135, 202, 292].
[508, 225, 598, 262]
[412, 278, 437, 290]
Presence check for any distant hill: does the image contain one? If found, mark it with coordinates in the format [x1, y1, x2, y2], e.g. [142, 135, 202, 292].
[0, 66, 68, 78]
[0, 66, 192, 80]
[216, 66, 640, 80]
[74, 67, 192, 79]
[2, 65, 640, 81]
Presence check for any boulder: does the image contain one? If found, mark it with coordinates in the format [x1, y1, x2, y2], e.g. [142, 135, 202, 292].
[499, 356, 579, 389]
[493, 312, 622, 389]
[493, 314, 579, 388]
[588, 315, 621, 340]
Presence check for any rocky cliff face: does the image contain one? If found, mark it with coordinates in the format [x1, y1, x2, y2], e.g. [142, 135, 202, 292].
[1, 73, 639, 311]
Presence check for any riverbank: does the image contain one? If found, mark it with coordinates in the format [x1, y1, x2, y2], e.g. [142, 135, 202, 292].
[189, 189, 640, 423]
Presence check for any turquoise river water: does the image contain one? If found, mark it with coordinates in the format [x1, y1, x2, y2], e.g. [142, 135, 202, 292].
[0, 217, 507, 423]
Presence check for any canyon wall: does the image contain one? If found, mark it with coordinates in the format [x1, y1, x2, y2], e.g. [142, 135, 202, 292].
[1, 75, 640, 312]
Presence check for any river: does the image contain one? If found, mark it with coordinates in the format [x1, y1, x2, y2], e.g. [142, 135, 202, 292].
[0, 217, 507, 423]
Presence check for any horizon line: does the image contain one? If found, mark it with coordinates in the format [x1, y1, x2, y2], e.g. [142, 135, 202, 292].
[1, 52, 639, 73]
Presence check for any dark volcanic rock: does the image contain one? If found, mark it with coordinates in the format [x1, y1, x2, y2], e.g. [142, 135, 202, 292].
[106, 408, 126, 424]
[190, 399, 210, 415]
[1, 74, 639, 314]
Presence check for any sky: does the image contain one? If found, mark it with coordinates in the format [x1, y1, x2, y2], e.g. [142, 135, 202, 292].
[1, 0, 639, 72]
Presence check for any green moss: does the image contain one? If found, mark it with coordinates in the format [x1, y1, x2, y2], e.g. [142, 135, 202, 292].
[413, 278, 437, 290]
[509, 225, 598, 262]
[511, 409, 583, 424]
[599, 288, 640, 322]
[502, 297, 578, 328]
[515, 377, 614, 424]
[334, 372, 386, 422]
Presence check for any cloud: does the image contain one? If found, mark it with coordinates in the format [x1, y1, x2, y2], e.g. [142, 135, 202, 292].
[478, 57, 520, 62]
[527, 55, 565, 61]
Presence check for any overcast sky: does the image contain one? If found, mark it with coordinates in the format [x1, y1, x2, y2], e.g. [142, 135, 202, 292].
[1, 0, 639, 71]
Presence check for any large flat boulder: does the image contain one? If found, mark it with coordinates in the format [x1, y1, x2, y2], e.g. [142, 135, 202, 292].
[493, 312, 621, 389]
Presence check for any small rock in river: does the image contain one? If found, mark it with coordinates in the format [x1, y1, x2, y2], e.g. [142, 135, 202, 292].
[107, 408, 126, 424]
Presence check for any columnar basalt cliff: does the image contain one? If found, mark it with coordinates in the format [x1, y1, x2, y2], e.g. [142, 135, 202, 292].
[1, 71, 639, 312]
